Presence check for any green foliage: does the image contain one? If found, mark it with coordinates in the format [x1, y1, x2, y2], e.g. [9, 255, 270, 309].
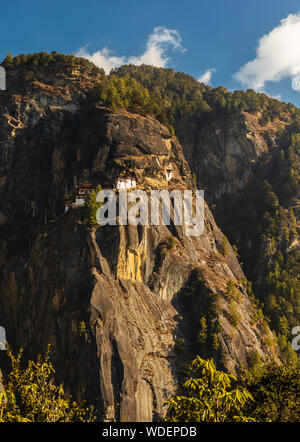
[197, 317, 207, 344]
[87, 74, 175, 134]
[3, 54, 300, 131]
[276, 333, 299, 365]
[84, 185, 103, 228]
[3, 53, 13, 67]
[229, 301, 240, 327]
[240, 362, 300, 421]
[2, 51, 103, 74]
[89, 75, 151, 111]
[0, 345, 96, 422]
[218, 162, 300, 360]
[112, 64, 297, 128]
[88, 63, 300, 138]
[174, 337, 186, 354]
[78, 321, 87, 337]
[232, 244, 239, 257]
[262, 243, 300, 351]
[226, 280, 236, 300]
[247, 350, 263, 377]
[165, 356, 254, 422]
[167, 235, 175, 249]
[181, 271, 222, 361]
[5, 54, 299, 144]
[183, 270, 203, 297]
[221, 236, 229, 256]
[112, 64, 212, 126]
[212, 333, 220, 351]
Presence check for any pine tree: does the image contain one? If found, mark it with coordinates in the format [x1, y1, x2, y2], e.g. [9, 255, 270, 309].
[84, 185, 103, 228]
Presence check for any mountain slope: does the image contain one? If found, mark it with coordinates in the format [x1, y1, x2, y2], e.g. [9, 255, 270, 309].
[0, 54, 278, 421]
[112, 64, 300, 363]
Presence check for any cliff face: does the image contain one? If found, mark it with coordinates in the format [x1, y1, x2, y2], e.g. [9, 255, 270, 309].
[0, 64, 278, 421]
[175, 108, 300, 362]
[177, 111, 286, 201]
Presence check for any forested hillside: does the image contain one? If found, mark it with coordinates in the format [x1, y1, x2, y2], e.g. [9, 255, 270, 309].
[109, 63, 300, 364]
[0, 53, 299, 421]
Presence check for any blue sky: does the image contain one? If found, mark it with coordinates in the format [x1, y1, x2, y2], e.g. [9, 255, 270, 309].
[2, 0, 300, 105]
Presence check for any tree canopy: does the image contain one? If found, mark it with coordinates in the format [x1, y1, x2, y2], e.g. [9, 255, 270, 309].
[240, 361, 300, 422]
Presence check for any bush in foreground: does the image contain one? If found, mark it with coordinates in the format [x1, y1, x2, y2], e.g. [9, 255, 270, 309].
[165, 356, 254, 422]
[0, 345, 96, 422]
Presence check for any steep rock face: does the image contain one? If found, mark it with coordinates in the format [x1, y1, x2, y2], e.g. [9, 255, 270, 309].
[175, 108, 300, 361]
[177, 112, 285, 201]
[0, 67, 278, 421]
[0, 62, 102, 165]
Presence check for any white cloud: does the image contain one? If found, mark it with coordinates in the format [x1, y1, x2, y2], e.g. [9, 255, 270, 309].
[198, 68, 215, 84]
[268, 92, 282, 100]
[292, 73, 300, 91]
[76, 26, 184, 74]
[233, 13, 300, 92]
[76, 46, 125, 74]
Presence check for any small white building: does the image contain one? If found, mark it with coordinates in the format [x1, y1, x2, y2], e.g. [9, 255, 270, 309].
[65, 188, 91, 212]
[166, 169, 173, 181]
[74, 188, 90, 206]
[114, 177, 137, 190]
[75, 196, 85, 206]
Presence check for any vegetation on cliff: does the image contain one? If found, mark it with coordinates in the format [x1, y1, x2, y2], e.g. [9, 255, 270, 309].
[240, 361, 300, 422]
[112, 64, 300, 127]
[1, 52, 300, 420]
[105, 64, 300, 365]
[84, 185, 104, 228]
[217, 138, 300, 363]
[2, 51, 104, 75]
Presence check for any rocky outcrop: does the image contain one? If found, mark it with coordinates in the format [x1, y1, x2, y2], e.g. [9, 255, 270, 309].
[177, 111, 286, 202]
[0, 64, 278, 421]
